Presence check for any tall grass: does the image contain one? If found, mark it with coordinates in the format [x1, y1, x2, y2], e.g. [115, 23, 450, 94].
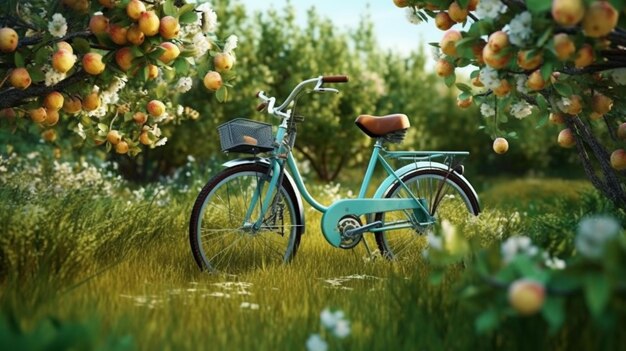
[1, 154, 623, 350]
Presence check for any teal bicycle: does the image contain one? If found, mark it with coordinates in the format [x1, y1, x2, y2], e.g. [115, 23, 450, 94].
[189, 75, 480, 273]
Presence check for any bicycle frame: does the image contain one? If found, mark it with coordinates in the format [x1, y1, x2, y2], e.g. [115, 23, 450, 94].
[239, 115, 470, 248]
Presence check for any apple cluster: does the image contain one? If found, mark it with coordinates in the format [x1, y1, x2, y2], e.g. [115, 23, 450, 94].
[0, 0, 237, 156]
[393, 0, 626, 172]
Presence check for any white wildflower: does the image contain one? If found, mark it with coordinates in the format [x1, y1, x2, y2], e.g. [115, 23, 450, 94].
[223, 34, 238, 54]
[427, 232, 443, 251]
[175, 77, 193, 93]
[575, 215, 621, 259]
[333, 319, 351, 338]
[192, 32, 211, 58]
[543, 253, 566, 270]
[149, 125, 162, 138]
[501, 236, 539, 264]
[306, 334, 328, 351]
[515, 74, 529, 94]
[48, 13, 67, 38]
[88, 105, 107, 119]
[609, 68, 626, 85]
[476, 0, 507, 20]
[177, 104, 184, 116]
[480, 103, 496, 118]
[197, 3, 218, 33]
[479, 66, 500, 90]
[508, 11, 532, 47]
[320, 308, 344, 329]
[510, 100, 533, 119]
[405, 7, 422, 25]
[44, 65, 66, 86]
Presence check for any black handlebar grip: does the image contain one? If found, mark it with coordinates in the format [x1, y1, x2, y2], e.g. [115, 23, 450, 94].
[322, 75, 349, 83]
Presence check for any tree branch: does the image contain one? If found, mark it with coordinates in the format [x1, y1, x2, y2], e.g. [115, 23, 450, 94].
[17, 31, 93, 49]
[0, 70, 89, 110]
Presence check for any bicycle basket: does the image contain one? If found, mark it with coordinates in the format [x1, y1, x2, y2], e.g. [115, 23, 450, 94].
[218, 118, 274, 154]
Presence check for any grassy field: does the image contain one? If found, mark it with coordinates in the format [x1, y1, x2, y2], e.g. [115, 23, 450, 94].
[1, 157, 624, 350]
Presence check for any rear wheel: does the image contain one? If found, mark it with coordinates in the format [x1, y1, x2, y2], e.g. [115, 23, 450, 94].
[374, 169, 480, 261]
[189, 164, 301, 274]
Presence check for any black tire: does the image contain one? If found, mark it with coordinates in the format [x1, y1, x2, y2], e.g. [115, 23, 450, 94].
[374, 168, 480, 261]
[189, 164, 301, 273]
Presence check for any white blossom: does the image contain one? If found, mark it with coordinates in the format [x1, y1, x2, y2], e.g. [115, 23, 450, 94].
[431, 46, 443, 61]
[175, 77, 193, 93]
[224, 34, 238, 54]
[305, 334, 328, 351]
[480, 103, 496, 118]
[48, 13, 67, 38]
[88, 105, 107, 119]
[155, 137, 168, 146]
[177, 105, 185, 116]
[556, 97, 572, 112]
[507, 12, 532, 47]
[510, 100, 533, 119]
[405, 7, 422, 25]
[575, 215, 621, 259]
[192, 32, 211, 58]
[479, 66, 500, 90]
[74, 123, 86, 139]
[197, 3, 218, 33]
[427, 232, 443, 251]
[543, 253, 566, 270]
[501, 236, 539, 264]
[476, 0, 507, 20]
[44, 65, 66, 86]
[516, 74, 529, 94]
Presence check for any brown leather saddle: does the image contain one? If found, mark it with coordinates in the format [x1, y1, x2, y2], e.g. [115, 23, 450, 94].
[355, 114, 410, 143]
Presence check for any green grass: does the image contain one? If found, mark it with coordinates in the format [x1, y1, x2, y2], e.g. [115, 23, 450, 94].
[1, 172, 624, 350]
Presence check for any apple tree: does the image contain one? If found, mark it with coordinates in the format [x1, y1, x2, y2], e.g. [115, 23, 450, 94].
[393, 0, 626, 209]
[0, 0, 236, 156]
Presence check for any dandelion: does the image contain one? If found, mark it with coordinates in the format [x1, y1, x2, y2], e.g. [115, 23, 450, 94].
[510, 100, 533, 119]
[224, 34, 238, 54]
[476, 0, 507, 20]
[480, 103, 496, 118]
[575, 215, 621, 259]
[405, 7, 422, 25]
[306, 334, 328, 351]
[501, 236, 538, 264]
[48, 13, 67, 38]
[508, 11, 532, 47]
[175, 77, 193, 93]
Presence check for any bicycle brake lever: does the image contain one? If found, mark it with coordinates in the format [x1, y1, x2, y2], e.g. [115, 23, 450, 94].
[314, 88, 339, 94]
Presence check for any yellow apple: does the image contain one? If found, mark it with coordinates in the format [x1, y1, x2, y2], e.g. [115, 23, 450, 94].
[203, 71, 223, 91]
[551, 0, 585, 26]
[448, 1, 468, 23]
[488, 31, 509, 52]
[107, 130, 122, 145]
[89, 15, 109, 36]
[574, 44, 594, 68]
[82, 92, 100, 111]
[158, 42, 180, 64]
[549, 112, 565, 125]
[147, 64, 159, 79]
[63, 96, 82, 114]
[126, 25, 145, 45]
[9, 68, 32, 89]
[133, 111, 148, 125]
[41, 129, 57, 142]
[493, 79, 511, 97]
[435, 59, 454, 77]
[56, 41, 73, 54]
[159, 16, 180, 39]
[553, 33, 576, 61]
[126, 0, 146, 21]
[147, 100, 165, 117]
[115, 47, 134, 71]
[108, 24, 128, 46]
[558, 128, 576, 148]
[582, 1, 619, 38]
[29, 107, 47, 123]
[440, 30, 462, 57]
[44, 108, 59, 126]
[610, 149, 626, 170]
[517, 50, 543, 71]
[592, 93, 613, 115]
[44, 91, 64, 111]
[493, 137, 509, 154]
[527, 70, 546, 91]
[82, 53, 106, 75]
[0, 27, 18, 53]
[52, 49, 76, 73]
[138, 11, 160, 37]
[508, 279, 545, 316]
[139, 131, 151, 145]
[435, 12, 455, 31]
[214, 52, 235, 72]
[483, 45, 511, 69]
[617, 122, 626, 140]
[457, 96, 473, 108]
[393, 0, 408, 8]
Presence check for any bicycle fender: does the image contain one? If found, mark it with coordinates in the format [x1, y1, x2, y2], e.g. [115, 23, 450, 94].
[222, 157, 306, 234]
[372, 161, 479, 204]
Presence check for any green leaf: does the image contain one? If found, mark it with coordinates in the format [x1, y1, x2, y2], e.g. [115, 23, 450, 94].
[475, 308, 499, 334]
[130, 46, 144, 58]
[98, 123, 109, 132]
[173, 57, 189, 75]
[536, 94, 548, 111]
[536, 112, 550, 128]
[540, 61, 554, 81]
[178, 3, 195, 16]
[14, 51, 24, 67]
[72, 38, 91, 55]
[179, 11, 198, 24]
[455, 83, 472, 93]
[526, 0, 552, 14]
[444, 73, 456, 87]
[458, 0, 469, 8]
[584, 274, 611, 318]
[536, 27, 553, 47]
[542, 297, 565, 333]
[28, 68, 44, 83]
[163, 0, 176, 16]
[216, 86, 228, 102]
[553, 82, 573, 97]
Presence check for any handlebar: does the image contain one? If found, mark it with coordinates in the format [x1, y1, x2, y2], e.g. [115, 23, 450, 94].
[322, 75, 349, 83]
[256, 75, 349, 119]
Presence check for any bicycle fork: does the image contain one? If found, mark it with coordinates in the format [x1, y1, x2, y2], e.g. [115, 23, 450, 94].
[242, 160, 285, 232]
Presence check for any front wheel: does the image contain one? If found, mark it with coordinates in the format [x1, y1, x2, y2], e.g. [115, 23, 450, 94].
[189, 164, 301, 274]
[374, 168, 480, 261]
